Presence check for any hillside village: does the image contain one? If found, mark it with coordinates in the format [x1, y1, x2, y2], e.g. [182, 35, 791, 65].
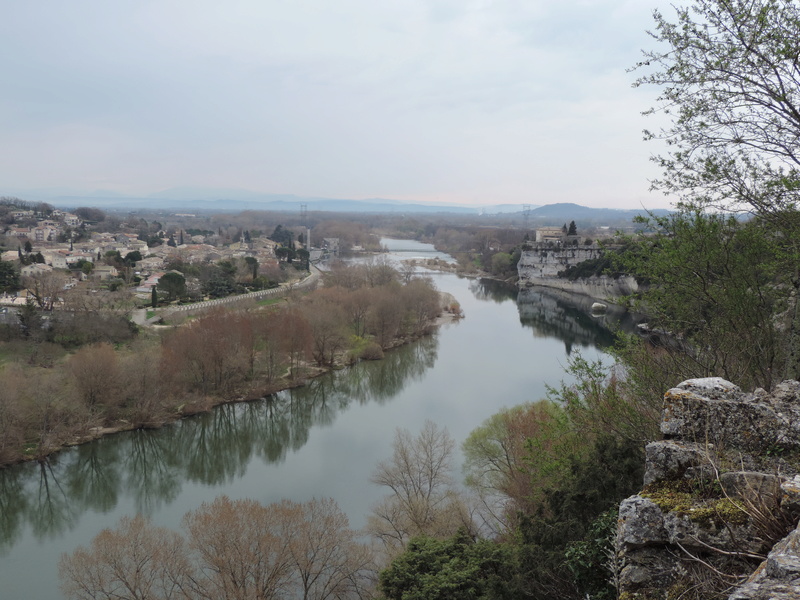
[0, 200, 320, 309]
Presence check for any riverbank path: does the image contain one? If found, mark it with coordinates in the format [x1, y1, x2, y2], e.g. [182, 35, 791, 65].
[135, 264, 321, 326]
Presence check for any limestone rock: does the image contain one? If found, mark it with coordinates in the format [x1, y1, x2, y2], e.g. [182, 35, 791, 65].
[663, 510, 765, 555]
[644, 440, 718, 486]
[676, 377, 743, 400]
[619, 547, 681, 593]
[720, 471, 782, 504]
[591, 301, 607, 313]
[729, 528, 800, 599]
[781, 476, 800, 513]
[660, 382, 799, 457]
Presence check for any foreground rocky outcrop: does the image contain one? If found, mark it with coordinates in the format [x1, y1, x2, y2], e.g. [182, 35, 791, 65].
[618, 378, 800, 599]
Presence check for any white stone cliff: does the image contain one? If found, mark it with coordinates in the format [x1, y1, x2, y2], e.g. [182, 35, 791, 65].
[516, 244, 638, 300]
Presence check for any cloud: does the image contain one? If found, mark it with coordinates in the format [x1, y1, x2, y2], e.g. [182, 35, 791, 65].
[0, 0, 673, 208]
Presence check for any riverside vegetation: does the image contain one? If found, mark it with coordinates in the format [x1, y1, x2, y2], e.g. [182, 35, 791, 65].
[0, 259, 456, 467]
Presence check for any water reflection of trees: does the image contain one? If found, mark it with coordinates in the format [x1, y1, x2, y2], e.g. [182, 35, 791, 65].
[0, 466, 28, 555]
[0, 332, 440, 549]
[516, 287, 641, 353]
[30, 459, 78, 540]
[123, 429, 182, 513]
[65, 440, 121, 514]
[469, 279, 518, 304]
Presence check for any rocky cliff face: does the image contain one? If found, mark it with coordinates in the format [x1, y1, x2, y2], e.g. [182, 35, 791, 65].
[618, 378, 800, 599]
[516, 245, 638, 299]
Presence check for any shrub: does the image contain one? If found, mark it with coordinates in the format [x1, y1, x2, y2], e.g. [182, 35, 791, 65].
[360, 342, 384, 360]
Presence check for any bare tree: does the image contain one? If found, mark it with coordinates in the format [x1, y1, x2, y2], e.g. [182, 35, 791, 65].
[363, 256, 397, 288]
[59, 496, 378, 600]
[62, 285, 134, 316]
[276, 307, 312, 378]
[67, 343, 120, 414]
[400, 278, 440, 336]
[302, 291, 349, 367]
[254, 311, 286, 385]
[58, 514, 190, 600]
[368, 421, 476, 557]
[367, 287, 404, 349]
[343, 287, 372, 338]
[119, 343, 169, 425]
[0, 364, 25, 463]
[24, 367, 85, 458]
[23, 271, 69, 310]
[284, 497, 376, 600]
[161, 311, 254, 394]
[182, 496, 294, 600]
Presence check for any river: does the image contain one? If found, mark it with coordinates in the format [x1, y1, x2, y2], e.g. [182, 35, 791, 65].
[0, 239, 633, 599]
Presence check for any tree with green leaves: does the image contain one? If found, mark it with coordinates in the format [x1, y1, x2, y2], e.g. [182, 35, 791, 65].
[270, 224, 293, 247]
[619, 212, 785, 390]
[157, 271, 186, 302]
[633, 0, 800, 381]
[73, 207, 105, 222]
[275, 246, 295, 262]
[78, 260, 94, 276]
[380, 530, 521, 600]
[18, 298, 42, 338]
[635, 0, 800, 221]
[0, 262, 19, 293]
[123, 250, 142, 266]
[244, 256, 258, 280]
[295, 248, 310, 271]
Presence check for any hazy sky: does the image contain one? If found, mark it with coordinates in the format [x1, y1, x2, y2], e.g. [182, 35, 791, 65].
[1, 1, 678, 209]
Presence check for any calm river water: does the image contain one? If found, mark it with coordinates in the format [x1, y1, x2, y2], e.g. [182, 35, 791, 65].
[0, 239, 634, 599]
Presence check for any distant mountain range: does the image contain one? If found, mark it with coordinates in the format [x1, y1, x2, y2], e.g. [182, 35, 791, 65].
[527, 202, 672, 225]
[3, 187, 672, 224]
[7, 187, 526, 214]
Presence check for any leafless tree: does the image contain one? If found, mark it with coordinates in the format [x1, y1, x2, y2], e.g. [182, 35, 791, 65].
[284, 497, 376, 600]
[67, 343, 121, 414]
[366, 287, 404, 349]
[182, 496, 294, 600]
[23, 271, 69, 310]
[119, 343, 169, 425]
[302, 291, 349, 367]
[368, 421, 476, 558]
[59, 496, 378, 600]
[58, 514, 191, 600]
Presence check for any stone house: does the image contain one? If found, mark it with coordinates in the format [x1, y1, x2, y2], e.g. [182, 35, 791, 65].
[92, 265, 119, 280]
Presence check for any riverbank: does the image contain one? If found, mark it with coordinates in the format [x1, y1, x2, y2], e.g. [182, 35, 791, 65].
[1, 291, 464, 470]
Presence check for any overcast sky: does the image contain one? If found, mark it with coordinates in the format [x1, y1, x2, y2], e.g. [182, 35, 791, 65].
[0, 1, 678, 209]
